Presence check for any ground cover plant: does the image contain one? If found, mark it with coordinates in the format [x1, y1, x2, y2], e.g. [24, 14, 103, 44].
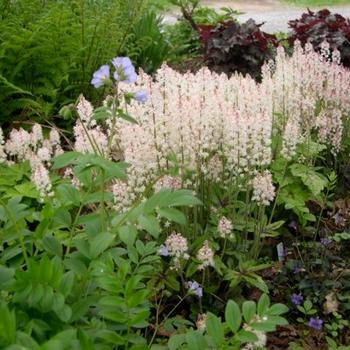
[1, 12, 350, 350]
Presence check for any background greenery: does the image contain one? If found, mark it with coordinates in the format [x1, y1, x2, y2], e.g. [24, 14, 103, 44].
[0, 0, 171, 129]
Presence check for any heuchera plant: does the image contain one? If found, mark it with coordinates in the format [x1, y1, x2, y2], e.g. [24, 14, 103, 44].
[288, 9, 350, 67]
[199, 19, 278, 80]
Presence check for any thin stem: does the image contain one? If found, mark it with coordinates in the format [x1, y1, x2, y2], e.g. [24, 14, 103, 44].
[268, 161, 288, 225]
[148, 292, 164, 347]
[0, 198, 29, 266]
[163, 295, 187, 322]
[100, 169, 106, 232]
[221, 237, 227, 259]
[65, 202, 84, 256]
[315, 187, 329, 238]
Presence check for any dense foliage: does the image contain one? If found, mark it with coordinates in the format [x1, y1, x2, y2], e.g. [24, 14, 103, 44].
[0, 0, 170, 128]
[166, 1, 277, 79]
[200, 19, 278, 80]
[288, 9, 350, 68]
[163, 1, 241, 72]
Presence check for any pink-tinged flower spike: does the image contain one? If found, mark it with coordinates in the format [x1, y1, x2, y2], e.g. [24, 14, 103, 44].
[197, 240, 214, 270]
[164, 232, 189, 260]
[30, 161, 53, 200]
[217, 216, 233, 238]
[251, 170, 275, 206]
[0, 127, 6, 163]
[154, 175, 182, 192]
[91, 65, 110, 88]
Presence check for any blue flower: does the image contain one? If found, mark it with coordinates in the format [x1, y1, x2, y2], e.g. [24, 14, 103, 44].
[320, 237, 332, 246]
[91, 65, 110, 88]
[112, 57, 133, 70]
[188, 281, 203, 298]
[308, 317, 323, 331]
[134, 91, 148, 103]
[291, 293, 303, 305]
[158, 245, 169, 257]
[112, 56, 137, 84]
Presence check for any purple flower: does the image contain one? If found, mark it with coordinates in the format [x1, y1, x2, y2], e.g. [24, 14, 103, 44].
[134, 91, 148, 103]
[188, 281, 203, 298]
[291, 293, 303, 305]
[159, 245, 169, 257]
[308, 317, 323, 331]
[320, 237, 332, 246]
[91, 65, 110, 88]
[293, 266, 304, 274]
[112, 56, 137, 84]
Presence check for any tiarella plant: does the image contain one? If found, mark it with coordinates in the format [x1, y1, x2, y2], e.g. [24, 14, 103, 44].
[0, 29, 350, 349]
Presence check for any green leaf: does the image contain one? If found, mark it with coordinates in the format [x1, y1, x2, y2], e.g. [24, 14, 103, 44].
[52, 151, 81, 169]
[100, 309, 128, 323]
[42, 234, 63, 257]
[250, 321, 279, 332]
[0, 266, 15, 286]
[185, 261, 199, 278]
[290, 164, 327, 196]
[138, 215, 160, 238]
[168, 334, 185, 350]
[128, 309, 150, 327]
[118, 225, 137, 246]
[126, 290, 148, 309]
[14, 182, 39, 198]
[264, 315, 288, 326]
[235, 329, 258, 343]
[243, 275, 269, 293]
[64, 256, 87, 275]
[157, 208, 186, 225]
[60, 271, 75, 297]
[242, 301, 256, 323]
[0, 302, 16, 347]
[77, 329, 96, 350]
[166, 190, 202, 207]
[185, 331, 206, 350]
[55, 304, 72, 323]
[56, 184, 80, 206]
[90, 232, 115, 258]
[257, 294, 270, 316]
[225, 300, 241, 333]
[94, 330, 124, 345]
[268, 303, 289, 316]
[117, 109, 138, 124]
[52, 208, 72, 228]
[206, 312, 224, 346]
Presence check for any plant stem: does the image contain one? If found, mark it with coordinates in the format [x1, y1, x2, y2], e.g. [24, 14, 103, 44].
[148, 292, 164, 347]
[0, 198, 29, 266]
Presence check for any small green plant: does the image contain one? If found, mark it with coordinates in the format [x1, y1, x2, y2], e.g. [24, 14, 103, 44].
[167, 294, 288, 349]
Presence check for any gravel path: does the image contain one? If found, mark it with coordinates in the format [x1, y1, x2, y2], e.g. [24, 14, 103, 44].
[237, 7, 350, 32]
[163, 1, 350, 33]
